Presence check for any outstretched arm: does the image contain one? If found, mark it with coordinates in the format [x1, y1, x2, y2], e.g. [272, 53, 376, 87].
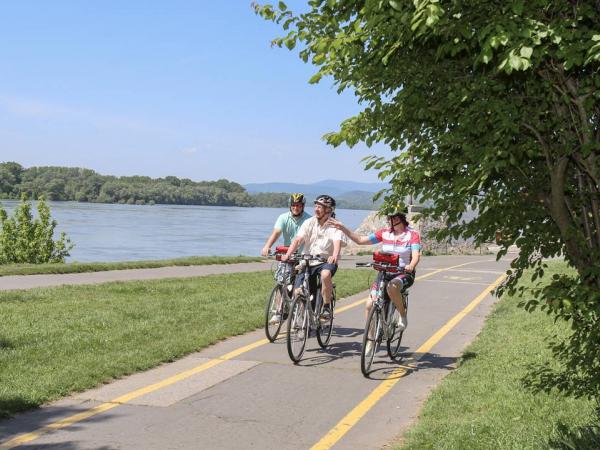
[327, 218, 372, 245]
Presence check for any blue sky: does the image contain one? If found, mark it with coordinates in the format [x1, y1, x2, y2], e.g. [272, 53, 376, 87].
[0, 1, 389, 184]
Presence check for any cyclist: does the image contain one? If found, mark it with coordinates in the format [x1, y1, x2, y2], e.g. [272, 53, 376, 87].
[261, 193, 311, 256]
[328, 206, 421, 330]
[281, 195, 346, 321]
[262, 193, 311, 324]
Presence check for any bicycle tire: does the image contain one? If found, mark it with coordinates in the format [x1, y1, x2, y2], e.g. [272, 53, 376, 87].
[287, 295, 309, 363]
[264, 285, 286, 342]
[386, 300, 404, 359]
[361, 305, 382, 377]
[316, 287, 335, 348]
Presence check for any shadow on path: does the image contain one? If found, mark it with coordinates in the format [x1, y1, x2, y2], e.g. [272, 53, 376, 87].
[0, 397, 119, 448]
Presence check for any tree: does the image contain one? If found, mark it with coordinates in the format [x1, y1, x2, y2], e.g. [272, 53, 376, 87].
[0, 196, 73, 264]
[0, 162, 23, 197]
[255, 1, 600, 399]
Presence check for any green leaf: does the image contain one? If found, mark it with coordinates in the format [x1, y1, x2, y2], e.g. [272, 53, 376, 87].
[511, 0, 523, 15]
[389, 0, 401, 11]
[308, 72, 323, 84]
[520, 46, 533, 59]
[481, 46, 493, 64]
[278, 1, 287, 11]
[284, 38, 296, 50]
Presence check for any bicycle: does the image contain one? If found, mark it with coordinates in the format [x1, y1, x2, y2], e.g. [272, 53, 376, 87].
[356, 251, 409, 377]
[286, 254, 337, 363]
[264, 246, 297, 342]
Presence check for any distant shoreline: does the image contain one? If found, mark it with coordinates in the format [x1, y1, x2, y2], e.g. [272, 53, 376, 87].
[0, 198, 376, 212]
[0, 162, 381, 210]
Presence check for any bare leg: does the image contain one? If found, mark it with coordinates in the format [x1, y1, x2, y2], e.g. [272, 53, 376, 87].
[365, 297, 374, 320]
[386, 279, 406, 317]
[321, 269, 333, 305]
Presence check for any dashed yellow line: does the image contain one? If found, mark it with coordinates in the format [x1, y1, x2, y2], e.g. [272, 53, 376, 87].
[310, 273, 507, 450]
[0, 260, 497, 449]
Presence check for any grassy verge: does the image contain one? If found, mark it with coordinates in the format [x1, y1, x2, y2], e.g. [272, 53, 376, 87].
[0, 255, 262, 277]
[0, 268, 370, 418]
[399, 260, 598, 449]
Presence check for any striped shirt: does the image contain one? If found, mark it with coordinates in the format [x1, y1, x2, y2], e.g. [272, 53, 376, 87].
[368, 227, 422, 267]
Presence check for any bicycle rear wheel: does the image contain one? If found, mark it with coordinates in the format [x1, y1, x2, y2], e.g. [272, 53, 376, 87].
[287, 295, 309, 363]
[386, 300, 404, 359]
[361, 305, 382, 377]
[316, 288, 335, 348]
[265, 285, 286, 342]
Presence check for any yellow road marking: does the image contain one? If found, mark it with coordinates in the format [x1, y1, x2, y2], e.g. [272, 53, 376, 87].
[310, 273, 507, 450]
[0, 260, 499, 449]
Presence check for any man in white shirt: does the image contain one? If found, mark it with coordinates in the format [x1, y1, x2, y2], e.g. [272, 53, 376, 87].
[282, 195, 347, 320]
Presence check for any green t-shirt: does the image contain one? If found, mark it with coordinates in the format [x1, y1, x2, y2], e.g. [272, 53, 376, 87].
[274, 211, 312, 245]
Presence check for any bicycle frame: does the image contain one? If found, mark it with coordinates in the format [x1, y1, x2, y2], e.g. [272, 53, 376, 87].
[264, 251, 299, 342]
[294, 254, 328, 329]
[286, 254, 336, 363]
[357, 259, 409, 375]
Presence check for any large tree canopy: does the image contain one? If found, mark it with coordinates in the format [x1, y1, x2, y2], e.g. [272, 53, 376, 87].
[256, 1, 600, 398]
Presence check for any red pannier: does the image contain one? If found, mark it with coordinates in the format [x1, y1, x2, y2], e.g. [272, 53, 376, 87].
[372, 251, 399, 266]
[275, 246, 289, 261]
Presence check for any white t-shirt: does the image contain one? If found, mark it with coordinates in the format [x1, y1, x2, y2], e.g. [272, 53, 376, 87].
[296, 217, 347, 265]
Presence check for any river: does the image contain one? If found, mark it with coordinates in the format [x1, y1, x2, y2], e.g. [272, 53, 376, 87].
[0, 200, 372, 262]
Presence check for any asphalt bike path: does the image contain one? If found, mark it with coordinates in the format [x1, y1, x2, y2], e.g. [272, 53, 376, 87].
[0, 255, 510, 449]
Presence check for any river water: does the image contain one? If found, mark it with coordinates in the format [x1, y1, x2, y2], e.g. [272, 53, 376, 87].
[0, 200, 372, 262]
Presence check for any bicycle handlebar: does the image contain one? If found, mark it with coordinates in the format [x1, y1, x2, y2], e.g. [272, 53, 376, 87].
[355, 261, 406, 273]
[266, 251, 300, 263]
[266, 252, 329, 264]
[297, 254, 328, 263]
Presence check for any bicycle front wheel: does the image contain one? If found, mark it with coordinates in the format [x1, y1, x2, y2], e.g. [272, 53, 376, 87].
[265, 285, 286, 342]
[316, 288, 335, 348]
[287, 295, 309, 363]
[361, 305, 382, 377]
[386, 300, 404, 359]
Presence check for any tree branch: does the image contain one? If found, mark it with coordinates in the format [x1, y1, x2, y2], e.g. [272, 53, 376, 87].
[523, 122, 553, 172]
[549, 156, 590, 270]
[565, 77, 593, 146]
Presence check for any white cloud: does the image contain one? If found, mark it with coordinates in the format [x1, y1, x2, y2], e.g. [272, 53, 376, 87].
[180, 147, 198, 155]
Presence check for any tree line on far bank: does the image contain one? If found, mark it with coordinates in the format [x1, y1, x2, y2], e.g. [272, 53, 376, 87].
[0, 162, 371, 209]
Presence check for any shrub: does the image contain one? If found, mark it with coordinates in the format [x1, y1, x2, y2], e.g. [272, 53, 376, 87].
[0, 196, 73, 264]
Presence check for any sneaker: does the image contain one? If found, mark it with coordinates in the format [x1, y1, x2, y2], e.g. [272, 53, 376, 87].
[320, 305, 332, 321]
[397, 314, 407, 331]
[269, 313, 282, 325]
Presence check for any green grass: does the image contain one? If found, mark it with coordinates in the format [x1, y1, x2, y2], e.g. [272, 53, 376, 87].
[0, 268, 370, 418]
[399, 260, 598, 450]
[0, 255, 262, 277]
